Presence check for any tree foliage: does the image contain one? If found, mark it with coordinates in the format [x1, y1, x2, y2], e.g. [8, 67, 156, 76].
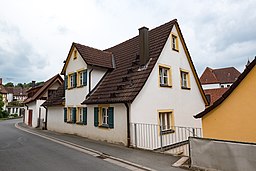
[4, 82, 14, 87]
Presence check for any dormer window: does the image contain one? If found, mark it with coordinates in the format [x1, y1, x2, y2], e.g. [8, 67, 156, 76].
[171, 33, 179, 52]
[74, 50, 77, 60]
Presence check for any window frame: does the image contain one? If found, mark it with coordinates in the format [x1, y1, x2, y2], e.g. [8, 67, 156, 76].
[67, 107, 72, 123]
[159, 64, 172, 88]
[171, 33, 179, 52]
[180, 69, 191, 90]
[73, 50, 77, 60]
[158, 110, 175, 135]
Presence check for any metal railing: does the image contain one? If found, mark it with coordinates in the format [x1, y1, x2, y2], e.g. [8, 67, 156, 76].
[130, 123, 202, 154]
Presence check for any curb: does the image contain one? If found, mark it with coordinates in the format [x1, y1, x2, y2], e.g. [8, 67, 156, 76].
[15, 123, 156, 171]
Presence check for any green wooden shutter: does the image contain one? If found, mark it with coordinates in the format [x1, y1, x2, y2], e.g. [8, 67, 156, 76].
[94, 107, 99, 127]
[72, 107, 76, 123]
[83, 107, 87, 125]
[64, 108, 67, 122]
[108, 107, 114, 128]
[73, 73, 77, 88]
[64, 75, 68, 90]
[83, 70, 87, 86]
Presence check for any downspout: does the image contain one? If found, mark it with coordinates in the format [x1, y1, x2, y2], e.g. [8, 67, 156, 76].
[124, 103, 130, 147]
[24, 104, 28, 123]
[89, 68, 94, 93]
[42, 105, 48, 130]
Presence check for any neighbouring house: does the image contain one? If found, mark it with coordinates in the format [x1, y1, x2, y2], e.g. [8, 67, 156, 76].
[24, 74, 63, 128]
[5, 87, 28, 116]
[0, 78, 8, 109]
[200, 67, 241, 105]
[194, 57, 256, 143]
[200, 67, 240, 89]
[45, 19, 208, 148]
[43, 83, 65, 130]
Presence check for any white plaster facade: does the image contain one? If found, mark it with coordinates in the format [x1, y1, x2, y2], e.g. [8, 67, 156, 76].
[48, 104, 127, 145]
[25, 100, 46, 128]
[130, 25, 205, 128]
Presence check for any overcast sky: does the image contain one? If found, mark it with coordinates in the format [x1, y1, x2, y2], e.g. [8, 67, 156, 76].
[0, 0, 255, 84]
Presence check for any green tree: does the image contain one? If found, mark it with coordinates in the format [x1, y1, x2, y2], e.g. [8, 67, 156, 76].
[16, 83, 24, 88]
[0, 95, 4, 118]
[4, 82, 14, 87]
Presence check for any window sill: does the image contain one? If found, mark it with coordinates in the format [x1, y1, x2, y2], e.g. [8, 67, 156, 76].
[99, 124, 109, 128]
[76, 85, 84, 88]
[181, 86, 191, 90]
[67, 87, 75, 90]
[67, 121, 74, 124]
[172, 48, 179, 52]
[76, 122, 85, 125]
[161, 129, 175, 135]
[160, 84, 172, 88]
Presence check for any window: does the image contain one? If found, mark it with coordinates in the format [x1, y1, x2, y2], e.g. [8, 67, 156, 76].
[66, 107, 75, 123]
[78, 108, 83, 123]
[159, 65, 172, 87]
[77, 70, 87, 87]
[180, 70, 190, 89]
[101, 107, 108, 125]
[159, 111, 174, 134]
[171, 34, 179, 51]
[94, 106, 114, 128]
[68, 73, 77, 88]
[74, 50, 77, 60]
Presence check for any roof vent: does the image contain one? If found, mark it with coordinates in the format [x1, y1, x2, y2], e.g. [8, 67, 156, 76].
[139, 27, 149, 66]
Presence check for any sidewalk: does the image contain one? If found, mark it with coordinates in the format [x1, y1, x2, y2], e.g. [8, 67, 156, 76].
[18, 122, 186, 171]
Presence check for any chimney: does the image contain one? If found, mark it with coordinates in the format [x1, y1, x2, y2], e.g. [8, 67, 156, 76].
[31, 81, 36, 88]
[139, 27, 149, 65]
[0, 78, 2, 85]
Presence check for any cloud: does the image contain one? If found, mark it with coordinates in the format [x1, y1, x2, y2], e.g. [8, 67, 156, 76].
[0, 21, 47, 83]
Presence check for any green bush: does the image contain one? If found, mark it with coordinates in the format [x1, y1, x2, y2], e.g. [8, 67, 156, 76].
[2, 110, 9, 118]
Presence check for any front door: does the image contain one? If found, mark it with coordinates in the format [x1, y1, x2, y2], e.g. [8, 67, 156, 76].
[28, 110, 33, 126]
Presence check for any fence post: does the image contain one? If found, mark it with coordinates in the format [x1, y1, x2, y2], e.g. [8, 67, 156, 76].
[192, 128, 195, 137]
[134, 123, 137, 148]
[160, 125, 163, 151]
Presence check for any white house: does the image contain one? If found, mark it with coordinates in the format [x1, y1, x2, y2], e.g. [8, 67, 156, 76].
[45, 19, 208, 148]
[24, 74, 63, 128]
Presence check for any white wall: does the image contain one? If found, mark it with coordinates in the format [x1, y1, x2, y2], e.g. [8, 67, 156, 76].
[47, 104, 127, 145]
[130, 25, 205, 128]
[202, 83, 233, 90]
[7, 93, 13, 102]
[65, 47, 107, 107]
[25, 100, 46, 128]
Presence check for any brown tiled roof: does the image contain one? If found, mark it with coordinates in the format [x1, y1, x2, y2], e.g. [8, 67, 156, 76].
[0, 85, 7, 94]
[61, 43, 113, 74]
[43, 82, 65, 106]
[195, 57, 256, 118]
[5, 87, 28, 96]
[204, 88, 229, 106]
[82, 20, 176, 104]
[24, 74, 63, 104]
[200, 67, 241, 84]
[82, 19, 207, 105]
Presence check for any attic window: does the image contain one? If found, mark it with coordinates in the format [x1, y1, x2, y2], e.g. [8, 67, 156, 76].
[74, 50, 77, 60]
[171, 33, 179, 52]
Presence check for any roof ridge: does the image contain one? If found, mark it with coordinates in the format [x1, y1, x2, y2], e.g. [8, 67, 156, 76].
[105, 19, 177, 51]
[74, 42, 112, 55]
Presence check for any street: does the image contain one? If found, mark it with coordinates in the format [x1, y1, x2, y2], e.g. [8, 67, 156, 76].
[0, 119, 129, 171]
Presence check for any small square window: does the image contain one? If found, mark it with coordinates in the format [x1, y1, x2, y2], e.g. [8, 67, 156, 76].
[181, 70, 190, 89]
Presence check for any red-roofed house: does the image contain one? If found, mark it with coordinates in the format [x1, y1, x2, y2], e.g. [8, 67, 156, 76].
[45, 19, 208, 148]
[200, 67, 241, 90]
[24, 74, 63, 128]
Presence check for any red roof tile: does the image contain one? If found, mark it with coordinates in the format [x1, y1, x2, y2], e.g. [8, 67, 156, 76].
[200, 67, 241, 84]
[204, 88, 229, 105]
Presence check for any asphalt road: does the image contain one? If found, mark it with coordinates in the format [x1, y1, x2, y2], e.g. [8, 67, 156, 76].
[0, 119, 129, 171]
